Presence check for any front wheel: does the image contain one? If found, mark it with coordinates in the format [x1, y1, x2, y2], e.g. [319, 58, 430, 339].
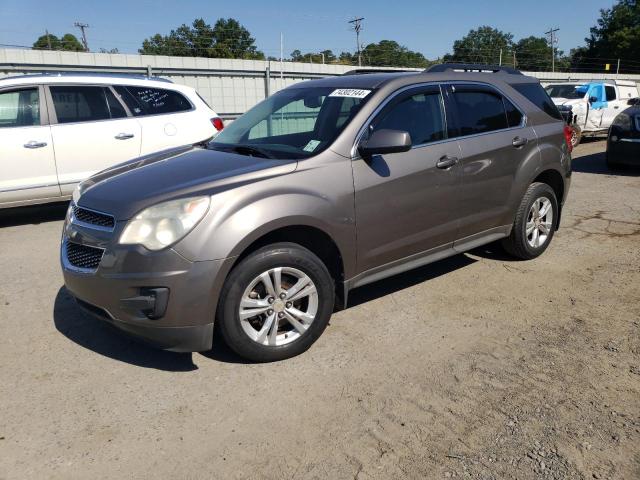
[502, 182, 559, 260]
[216, 243, 335, 362]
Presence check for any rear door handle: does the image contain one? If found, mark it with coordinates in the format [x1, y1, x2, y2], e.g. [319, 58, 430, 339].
[512, 136, 528, 148]
[436, 155, 459, 169]
[23, 141, 47, 149]
[115, 133, 135, 140]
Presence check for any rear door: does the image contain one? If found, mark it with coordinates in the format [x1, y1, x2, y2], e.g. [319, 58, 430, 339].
[353, 85, 462, 272]
[445, 83, 539, 243]
[113, 85, 209, 154]
[0, 85, 60, 206]
[47, 85, 142, 195]
[601, 85, 625, 128]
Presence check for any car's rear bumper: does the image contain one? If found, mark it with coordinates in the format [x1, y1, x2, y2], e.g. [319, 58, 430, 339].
[608, 139, 640, 165]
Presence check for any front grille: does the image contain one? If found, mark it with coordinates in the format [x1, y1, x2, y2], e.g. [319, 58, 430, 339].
[635, 116, 640, 132]
[65, 241, 104, 271]
[72, 205, 115, 229]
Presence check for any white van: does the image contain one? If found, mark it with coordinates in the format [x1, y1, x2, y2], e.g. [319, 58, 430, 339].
[0, 73, 223, 208]
[545, 80, 639, 146]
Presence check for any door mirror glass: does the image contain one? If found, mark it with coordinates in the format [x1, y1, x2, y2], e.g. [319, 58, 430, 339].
[359, 129, 412, 157]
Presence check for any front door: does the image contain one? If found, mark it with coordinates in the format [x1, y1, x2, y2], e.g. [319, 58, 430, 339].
[0, 85, 60, 206]
[352, 85, 462, 273]
[47, 85, 142, 195]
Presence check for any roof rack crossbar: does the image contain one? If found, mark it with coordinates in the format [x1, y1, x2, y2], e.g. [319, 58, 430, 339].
[425, 63, 522, 75]
[0, 72, 173, 83]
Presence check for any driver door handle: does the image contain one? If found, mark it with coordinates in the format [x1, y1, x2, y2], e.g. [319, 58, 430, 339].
[115, 133, 135, 140]
[436, 155, 459, 169]
[23, 141, 47, 149]
[512, 136, 528, 148]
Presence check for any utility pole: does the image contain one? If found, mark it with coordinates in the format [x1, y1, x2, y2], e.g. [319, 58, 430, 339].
[348, 17, 364, 67]
[545, 27, 559, 73]
[74, 21, 89, 51]
[45, 29, 52, 50]
[280, 32, 284, 84]
[499, 48, 502, 66]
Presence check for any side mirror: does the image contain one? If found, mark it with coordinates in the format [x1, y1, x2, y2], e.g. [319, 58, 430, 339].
[358, 129, 412, 157]
[628, 97, 639, 106]
[589, 96, 598, 104]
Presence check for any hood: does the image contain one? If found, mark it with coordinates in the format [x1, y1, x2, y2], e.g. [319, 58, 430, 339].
[77, 146, 297, 220]
[553, 98, 584, 107]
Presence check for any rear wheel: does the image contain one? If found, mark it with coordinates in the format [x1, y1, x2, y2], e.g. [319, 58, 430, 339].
[502, 182, 558, 260]
[570, 125, 582, 148]
[216, 243, 334, 362]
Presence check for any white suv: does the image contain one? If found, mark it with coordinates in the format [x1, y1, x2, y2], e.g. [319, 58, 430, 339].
[0, 73, 223, 208]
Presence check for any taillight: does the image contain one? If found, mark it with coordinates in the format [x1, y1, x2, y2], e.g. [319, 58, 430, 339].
[211, 117, 224, 132]
[563, 125, 574, 153]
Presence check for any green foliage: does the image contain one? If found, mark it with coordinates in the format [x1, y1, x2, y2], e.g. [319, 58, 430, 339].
[444, 26, 513, 64]
[361, 40, 430, 68]
[572, 0, 640, 73]
[140, 18, 265, 59]
[33, 33, 84, 51]
[290, 49, 337, 63]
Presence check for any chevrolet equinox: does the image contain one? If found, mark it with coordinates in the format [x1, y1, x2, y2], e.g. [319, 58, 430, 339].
[61, 64, 572, 362]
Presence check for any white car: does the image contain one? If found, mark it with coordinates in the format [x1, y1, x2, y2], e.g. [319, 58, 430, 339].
[545, 80, 639, 146]
[0, 73, 223, 208]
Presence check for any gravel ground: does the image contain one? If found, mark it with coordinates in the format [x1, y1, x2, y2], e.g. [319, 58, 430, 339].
[0, 140, 638, 480]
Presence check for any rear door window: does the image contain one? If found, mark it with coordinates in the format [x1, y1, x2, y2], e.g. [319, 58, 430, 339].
[452, 90, 508, 136]
[50, 86, 126, 124]
[113, 86, 192, 116]
[372, 89, 446, 145]
[0, 88, 40, 127]
[504, 97, 523, 127]
[605, 86, 617, 101]
[512, 83, 563, 121]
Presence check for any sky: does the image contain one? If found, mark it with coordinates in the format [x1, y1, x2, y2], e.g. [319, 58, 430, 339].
[0, 0, 616, 59]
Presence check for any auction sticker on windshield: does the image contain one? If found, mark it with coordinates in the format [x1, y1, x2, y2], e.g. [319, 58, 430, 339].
[303, 140, 321, 152]
[329, 89, 371, 99]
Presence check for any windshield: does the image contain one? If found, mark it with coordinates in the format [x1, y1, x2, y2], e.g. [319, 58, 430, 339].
[545, 84, 586, 100]
[208, 86, 372, 159]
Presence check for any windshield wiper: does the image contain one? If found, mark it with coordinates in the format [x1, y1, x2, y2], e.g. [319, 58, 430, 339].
[210, 143, 274, 159]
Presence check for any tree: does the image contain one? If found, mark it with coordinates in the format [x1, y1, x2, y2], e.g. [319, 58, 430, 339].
[290, 49, 336, 63]
[444, 26, 514, 65]
[33, 33, 84, 51]
[572, 0, 640, 73]
[361, 40, 429, 68]
[140, 18, 264, 59]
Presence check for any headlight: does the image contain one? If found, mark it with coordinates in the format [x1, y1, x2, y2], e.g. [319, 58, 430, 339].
[72, 183, 82, 203]
[612, 113, 632, 131]
[119, 196, 210, 250]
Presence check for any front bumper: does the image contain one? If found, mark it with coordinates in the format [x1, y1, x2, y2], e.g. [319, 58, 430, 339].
[60, 213, 231, 352]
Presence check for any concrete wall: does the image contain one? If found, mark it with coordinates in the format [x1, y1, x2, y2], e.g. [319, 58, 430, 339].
[2, 48, 639, 119]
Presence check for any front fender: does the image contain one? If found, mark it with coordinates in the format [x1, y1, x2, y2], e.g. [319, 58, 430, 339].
[174, 157, 357, 276]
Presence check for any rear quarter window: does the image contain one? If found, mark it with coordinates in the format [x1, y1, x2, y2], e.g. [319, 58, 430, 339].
[113, 86, 192, 116]
[513, 83, 563, 121]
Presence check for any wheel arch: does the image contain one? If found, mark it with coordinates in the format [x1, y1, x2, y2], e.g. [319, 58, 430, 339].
[225, 223, 348, 310]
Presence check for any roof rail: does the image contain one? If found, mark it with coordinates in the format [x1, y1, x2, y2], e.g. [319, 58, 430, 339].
[343, 68, 417, 75]
[425, 63, 522, 75]
[0, 72, 173, 83]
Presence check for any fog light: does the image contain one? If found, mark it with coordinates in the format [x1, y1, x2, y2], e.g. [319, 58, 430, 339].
[611, 135, 618, 142]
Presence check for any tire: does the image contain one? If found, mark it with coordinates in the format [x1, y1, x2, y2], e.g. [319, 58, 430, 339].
[501, 182, 559, 260]
[570, 125, 582, 148]
[216, 242, 335, 362]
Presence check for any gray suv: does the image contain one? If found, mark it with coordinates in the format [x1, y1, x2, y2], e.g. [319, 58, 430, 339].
[61, 64, 572, 362]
